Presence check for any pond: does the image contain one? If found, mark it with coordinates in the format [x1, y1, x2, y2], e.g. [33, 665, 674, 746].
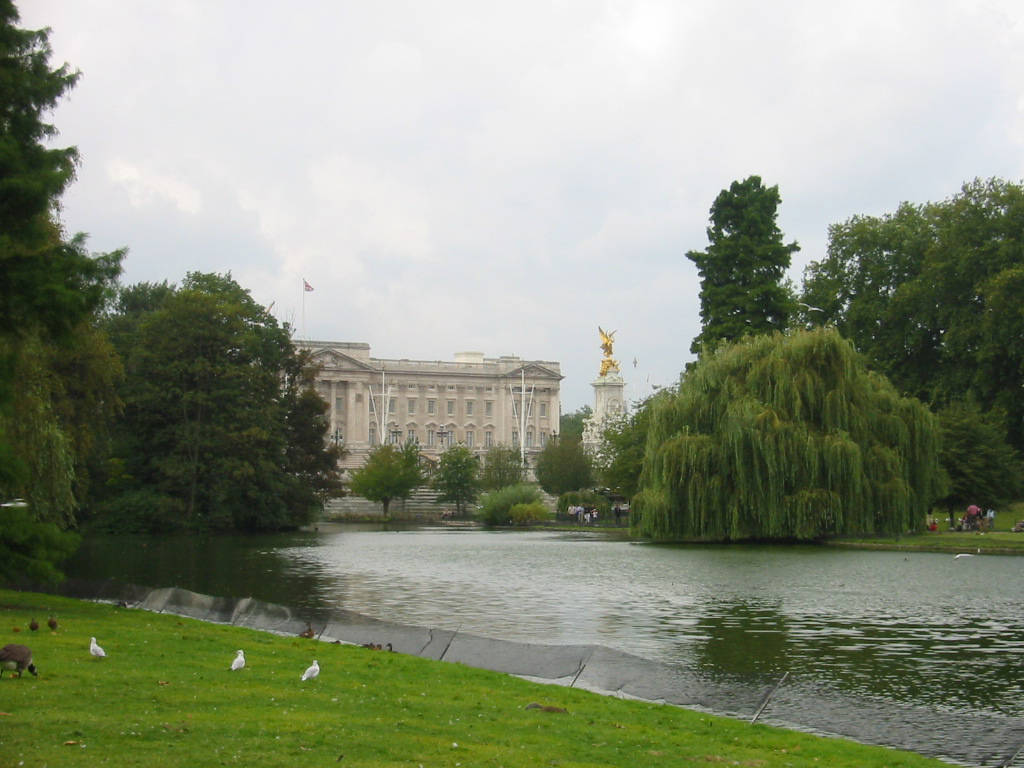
[66, 523, 1024, 725]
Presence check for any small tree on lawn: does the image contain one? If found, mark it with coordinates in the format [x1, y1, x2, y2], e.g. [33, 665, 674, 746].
[433, 443, 480, 516]
[349, 442, 424, 516]
[534, 435, 592, 496]
[480, 444, 524, 490]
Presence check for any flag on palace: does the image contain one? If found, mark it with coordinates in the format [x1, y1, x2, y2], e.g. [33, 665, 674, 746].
[303, 279, 314, 292]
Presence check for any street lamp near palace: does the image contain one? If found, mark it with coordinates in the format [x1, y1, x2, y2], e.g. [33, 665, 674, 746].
[437, 428, 449, 450]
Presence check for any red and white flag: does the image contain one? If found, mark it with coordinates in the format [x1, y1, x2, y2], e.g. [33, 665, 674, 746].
[303, 279, 314, 292]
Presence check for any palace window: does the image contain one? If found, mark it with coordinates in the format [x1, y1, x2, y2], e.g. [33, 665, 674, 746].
[447, 400, 455, 416]
[485, 400, 493, 417]
[465, 400, 474, 416]
[427, 399, 436, 415]
[465, 430, 474, 448]
[369, 428, 377, 446]
[427, 429, 435, 447]
[526, 430, 534, 447]
[539, 402, 547, 418]
[407, 399, 416, 415]
[388, 397, 396, 414]
[408, 429, 417, 444]
[484, 431, 493, 448]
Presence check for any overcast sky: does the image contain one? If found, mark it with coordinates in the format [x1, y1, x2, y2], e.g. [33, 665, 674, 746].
[21, 1, 1024, 410]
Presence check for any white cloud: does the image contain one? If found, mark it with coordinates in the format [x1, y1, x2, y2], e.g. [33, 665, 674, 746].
[107, 160, 203, 215]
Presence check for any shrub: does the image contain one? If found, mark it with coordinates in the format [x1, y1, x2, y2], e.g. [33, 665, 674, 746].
[476, 484, 541, 525]
[508, 502, 550, 525]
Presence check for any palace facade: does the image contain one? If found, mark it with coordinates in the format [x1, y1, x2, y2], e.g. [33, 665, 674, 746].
[299, 341, 563, 470]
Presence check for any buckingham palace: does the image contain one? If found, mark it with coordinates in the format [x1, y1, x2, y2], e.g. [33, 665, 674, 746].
[298, 341, 563, 469]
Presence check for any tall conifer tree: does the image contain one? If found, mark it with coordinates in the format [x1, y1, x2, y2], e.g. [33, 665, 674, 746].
[687, 176, 798, 355]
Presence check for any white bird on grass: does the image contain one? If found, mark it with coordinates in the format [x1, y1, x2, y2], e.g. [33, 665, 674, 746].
[89, 637, 106, 658]
[301, 659, 319, 681]
[231, 650, 245, 671]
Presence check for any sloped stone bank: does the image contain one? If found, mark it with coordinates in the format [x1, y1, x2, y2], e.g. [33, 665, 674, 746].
[48, 579, 1024, 768]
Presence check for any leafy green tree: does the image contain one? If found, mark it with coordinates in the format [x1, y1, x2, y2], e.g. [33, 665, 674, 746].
[633, 328, 944, 541]
[479, 444, 524, 490]
[534, 436, 592, 496]
[687, 176, 799, 355]
[349, 442, 424, 516]
[97, 273, 341, 531]
[595, 392, 671, 500]
[433, 444, 479, 516]
[0, 3, 121, 579]
[800, 178, 1024, 451]
[935, 402, 1022, 512]
[282, 351, 346, 511]
[558, 406, 591, 442]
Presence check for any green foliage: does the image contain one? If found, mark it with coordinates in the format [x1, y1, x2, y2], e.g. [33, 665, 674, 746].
[533, 435, 592, 495]
[0, 4, 122, 579]
[801, 178, 1024, 451]
[0, 504, 80, 583]
[94, 273, 342, 531]
[935, 402, 1022, 511]
[479, 443, 524, 490]
[633, 328, 944, 541]
[687, 176, 799, 356]
[349, 441, 424, 516]
[558, 405, 592, 442]
[507, 501, 551, 525]
[476, 483, 541, 525]
[556, 489, 610, 517]
[432, 443, 479, 515]
[595, 391, 672, 499]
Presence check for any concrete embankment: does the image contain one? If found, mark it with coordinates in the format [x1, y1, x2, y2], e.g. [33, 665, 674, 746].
[47, 578, 1024, 768]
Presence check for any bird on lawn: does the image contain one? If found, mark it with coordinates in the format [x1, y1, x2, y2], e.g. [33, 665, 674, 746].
[299, 622, 315, 639]
[301, 660, 319, 681]
[231, 650, 245, 671]
[47, 616, 58, 632]
[29, 619, 39, 632]
[0, 644, 38, 678]
[89, 637, 106, 658]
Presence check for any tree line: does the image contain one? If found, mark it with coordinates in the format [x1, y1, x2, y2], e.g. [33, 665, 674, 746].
[0, 5, 343, 581]
[606, 175, 1024, 540]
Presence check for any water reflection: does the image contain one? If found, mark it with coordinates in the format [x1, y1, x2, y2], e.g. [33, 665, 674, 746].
[66, 526, 1024, 719]
[692, 598, 790, 681]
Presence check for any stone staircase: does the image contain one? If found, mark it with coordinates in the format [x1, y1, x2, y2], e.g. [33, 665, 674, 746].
[323, 485, 446, 521]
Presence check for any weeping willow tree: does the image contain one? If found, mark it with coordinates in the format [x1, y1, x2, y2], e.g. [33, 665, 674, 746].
[632, 328, 943, 541]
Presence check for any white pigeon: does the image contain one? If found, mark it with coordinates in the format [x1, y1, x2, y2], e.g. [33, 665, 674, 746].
[301, 659, 319, 681]
[231, 650, 245, 671]
[89, 636, 106, 658]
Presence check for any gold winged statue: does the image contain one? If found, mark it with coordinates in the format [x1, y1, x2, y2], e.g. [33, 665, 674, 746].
[598, 326, 620, 377]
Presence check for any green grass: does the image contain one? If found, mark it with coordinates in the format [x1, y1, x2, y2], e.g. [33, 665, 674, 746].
[826, 502, 1024, 554]
[1, 589, 948, 767]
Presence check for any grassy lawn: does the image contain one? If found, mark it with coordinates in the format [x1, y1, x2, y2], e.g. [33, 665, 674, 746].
[826, 501, 1024, 554]
[0, 589, 948, 768]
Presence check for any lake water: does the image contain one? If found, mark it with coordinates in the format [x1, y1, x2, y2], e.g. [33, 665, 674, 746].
[66, 523, 1024, 724]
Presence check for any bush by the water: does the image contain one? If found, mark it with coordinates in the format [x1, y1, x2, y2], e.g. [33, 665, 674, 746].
[476, 484, 542, 525]
[508, 501, 551, 525]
